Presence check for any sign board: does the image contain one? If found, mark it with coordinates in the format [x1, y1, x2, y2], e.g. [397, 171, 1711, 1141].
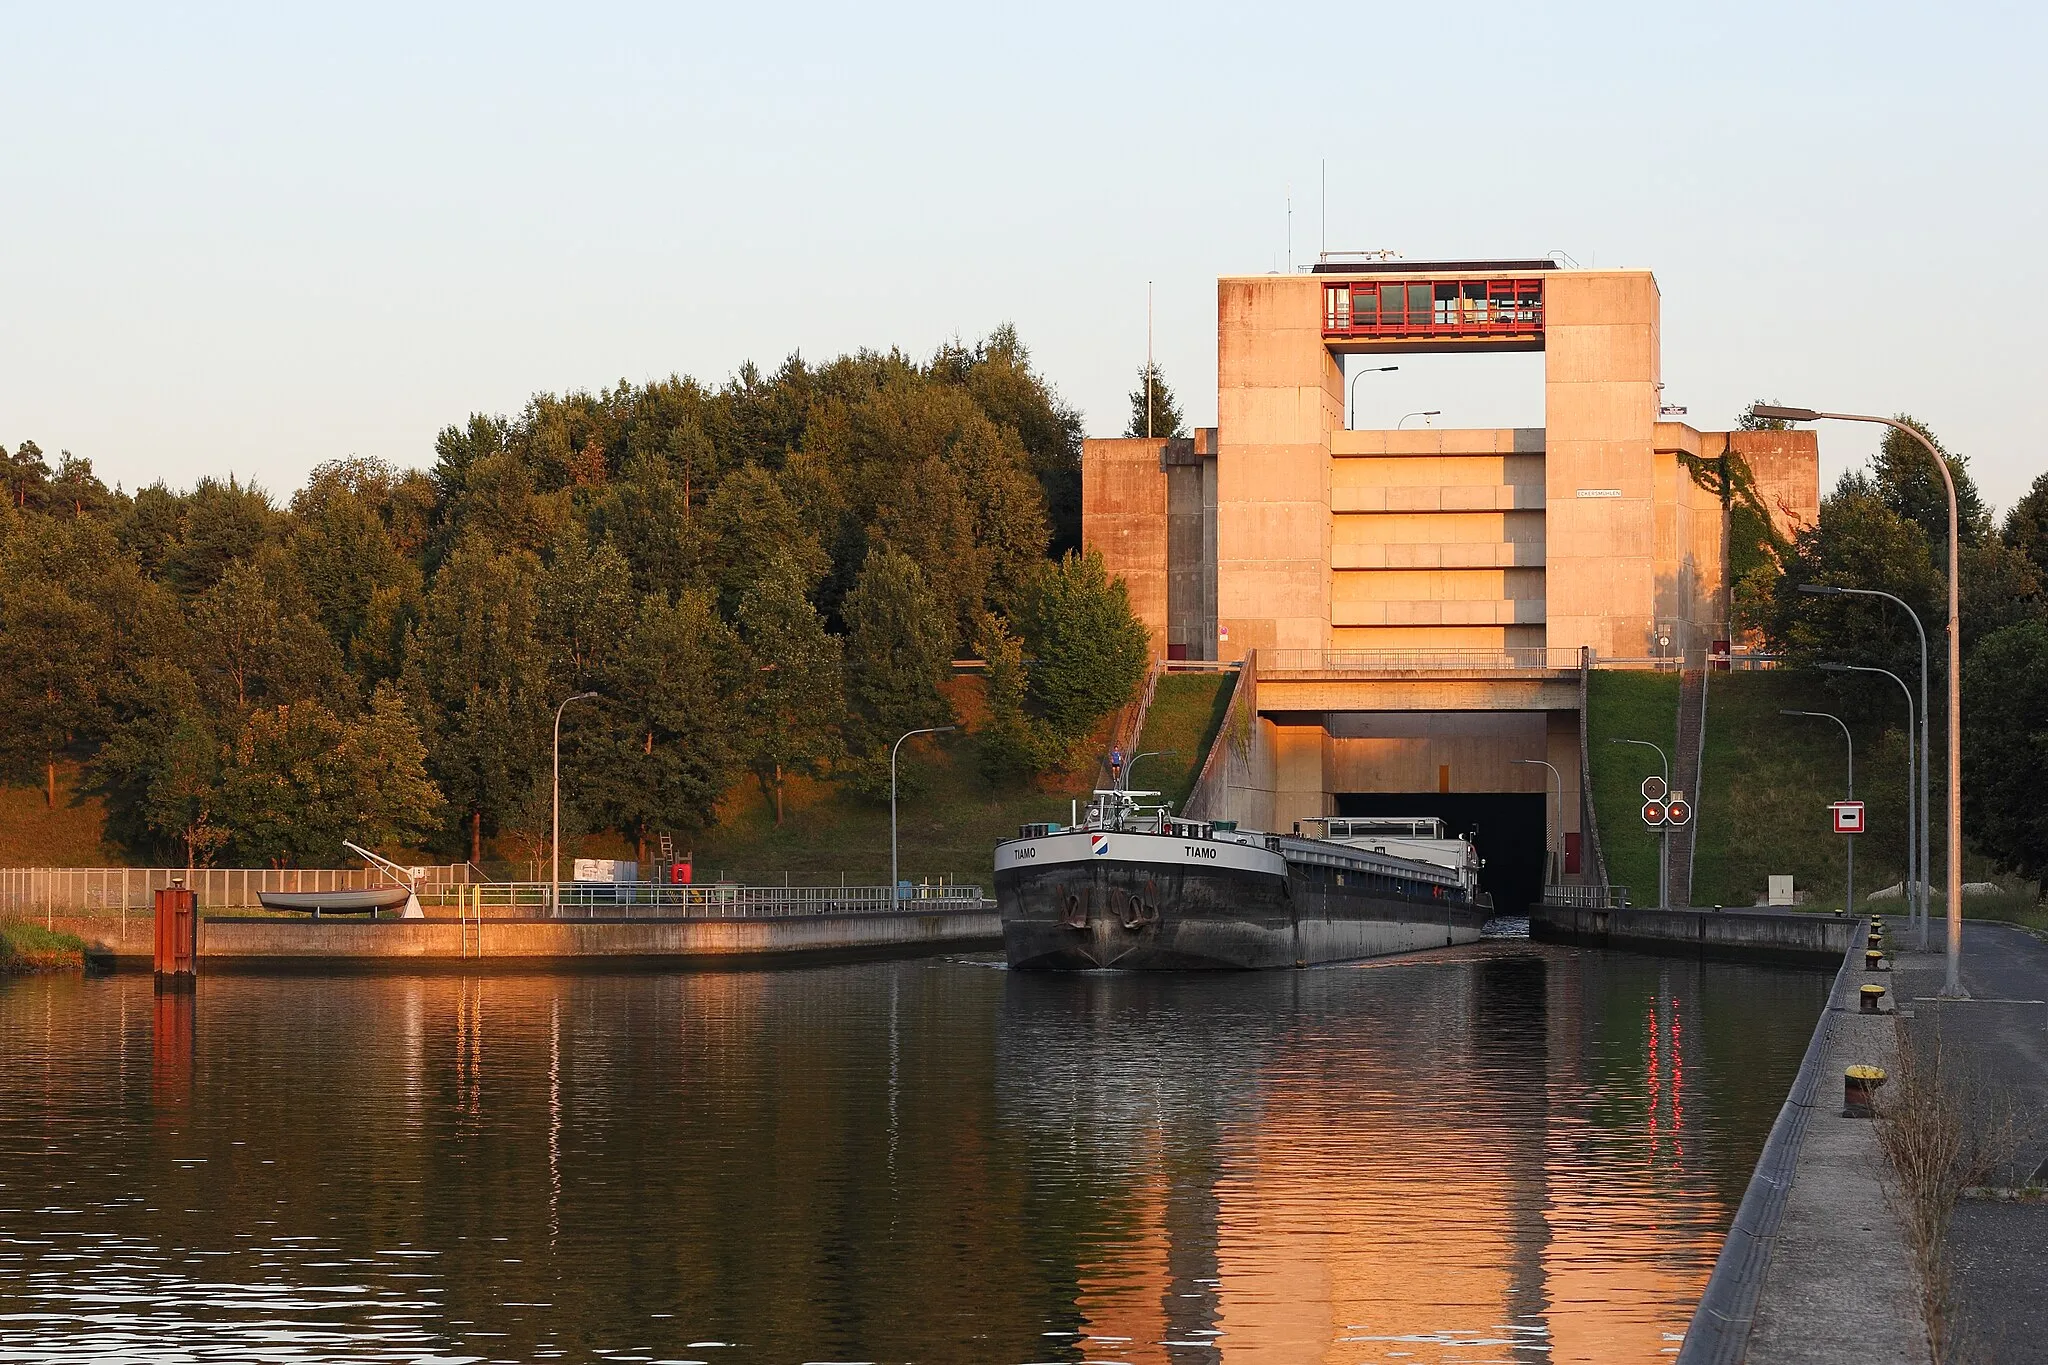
[1831, 800, 1865, 835]
[1768, 874, 1795, 906]
[1641, 775, 1667, 802]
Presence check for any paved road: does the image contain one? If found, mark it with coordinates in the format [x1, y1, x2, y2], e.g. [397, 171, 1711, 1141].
[1892, 919, 2048, 1363]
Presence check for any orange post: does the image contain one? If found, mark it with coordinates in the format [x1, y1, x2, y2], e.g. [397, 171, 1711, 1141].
[153, 881, 198, 978]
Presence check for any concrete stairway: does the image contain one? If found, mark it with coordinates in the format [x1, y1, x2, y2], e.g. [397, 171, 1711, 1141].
[1668, 663, 1708, 906]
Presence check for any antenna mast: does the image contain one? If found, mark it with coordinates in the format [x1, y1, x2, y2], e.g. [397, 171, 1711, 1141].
[1146, 281, 1154, 439]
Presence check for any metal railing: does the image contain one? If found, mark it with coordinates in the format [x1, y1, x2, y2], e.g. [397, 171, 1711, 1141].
[429, 882, 988, 920]
[1260, 647, 1587, 674]
[1541, 884, 1631, 910]
[0, 865, 474, 918]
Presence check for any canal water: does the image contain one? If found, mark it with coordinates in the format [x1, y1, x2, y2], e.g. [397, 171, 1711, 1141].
[0, 943, 1829, 1364]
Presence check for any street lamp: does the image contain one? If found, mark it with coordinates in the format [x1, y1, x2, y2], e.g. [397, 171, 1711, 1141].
[552, 691, 601, 918]
[1122, 749, 1179, 794]
[1762, 406, 1963, 994]
[1609, 738, 1672, 908]
[1800, 584, 1931, 951]
[1347, 365, 1398, 430]
[1782, 709, 1855, 916]
[1511, 758, 1564, 886]
[1398, 410, 1442, 429]
[891, 725, 957, 906]
[1818, 662, 1917, 941]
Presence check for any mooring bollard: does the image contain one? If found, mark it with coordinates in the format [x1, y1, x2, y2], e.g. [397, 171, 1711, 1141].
[1864, 948, 1886, 972]
[1860, 983, 1886, 1014]
[1867, 931, 1883, 949]
[1844, 1064, 1887, 1117]
[153, 879, 198, 980]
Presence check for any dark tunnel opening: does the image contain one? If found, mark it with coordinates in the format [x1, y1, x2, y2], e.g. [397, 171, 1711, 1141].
[1334, 791, 1548, 917]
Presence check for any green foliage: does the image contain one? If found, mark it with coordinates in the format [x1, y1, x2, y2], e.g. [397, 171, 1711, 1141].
[2004, 471, 2048, 581]
[1870, 416, 1989, 550]
[1022, 550, 1151, 748]
[216, 694, 443, 867]
[1124, 364, 1187, 440]
[737, 553, 845, 822]
[972, 612, 1052, 781]
[1963, 622, 2048, 883]
[842, 547, 954, 758]
[0, 325, 1107, 867]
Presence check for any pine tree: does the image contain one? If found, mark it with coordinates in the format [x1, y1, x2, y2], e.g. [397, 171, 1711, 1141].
[1123, 364, 1187, 440]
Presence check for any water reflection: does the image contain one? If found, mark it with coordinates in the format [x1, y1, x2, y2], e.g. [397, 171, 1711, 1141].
[0, 945, 1827, 1363]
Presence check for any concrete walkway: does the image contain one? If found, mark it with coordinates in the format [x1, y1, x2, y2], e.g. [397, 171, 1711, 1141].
[1743, 943, 1928, 1363]
[1892, 920, 2048, 1362]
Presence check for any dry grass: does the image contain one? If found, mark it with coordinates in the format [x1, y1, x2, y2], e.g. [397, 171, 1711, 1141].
[1874, 1023, 2033, 1364]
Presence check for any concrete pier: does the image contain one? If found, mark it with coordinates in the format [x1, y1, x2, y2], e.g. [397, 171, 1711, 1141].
[1678, 919, 1928, 1364]
[1530, 903, 1858, 966]
[36, 908, 1001, 969]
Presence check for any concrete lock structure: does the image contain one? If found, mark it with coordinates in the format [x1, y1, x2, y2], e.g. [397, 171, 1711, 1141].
[1085, 259, 1818, 909]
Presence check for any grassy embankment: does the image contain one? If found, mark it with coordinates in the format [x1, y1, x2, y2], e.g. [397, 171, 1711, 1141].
[681, 676, 1105, 888]
[0, 921, 86, 972]
[0, 762, 119, 866]
[1128, 672, 1234, 811]
[1590, 669, 2039, 917]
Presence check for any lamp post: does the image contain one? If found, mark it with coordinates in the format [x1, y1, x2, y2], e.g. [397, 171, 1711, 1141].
[1511, 758, 1564, 886]
[1122, 749, 1179, 794]
[1347, 365, 1398, 430]
[1609, 738, 1671, 908]
[891, 725, 956, 906]
[1761, 406, 1963, 994]
[1782, 709, 1855, 916]
[551, 691, 600, 918]
[1818, 662, 1916, 940]
[1800, 584, 1931, 950]
[1398, 410, 1442, 429]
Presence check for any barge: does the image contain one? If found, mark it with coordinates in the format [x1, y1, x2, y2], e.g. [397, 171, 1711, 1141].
[996, 790, 1492, 970]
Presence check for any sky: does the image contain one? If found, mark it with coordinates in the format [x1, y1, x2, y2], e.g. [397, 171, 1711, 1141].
[3, 2, 2044, 511]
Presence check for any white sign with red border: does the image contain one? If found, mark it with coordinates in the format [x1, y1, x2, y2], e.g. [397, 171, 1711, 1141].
[1831, 800, 1865, 835]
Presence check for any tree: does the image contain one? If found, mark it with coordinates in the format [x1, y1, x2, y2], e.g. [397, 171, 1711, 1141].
[216, 694, 442, 866]
[401, 536, 549, 863]
[1764, 474, 1944, 685]
[1962, 621, 2048, 883]
[145, 717, 229, 868]
[2003, 471, 2048, 582]
[842, 547, 954, 759]
[701, 465, 828, 616]
[974, 611, 1051, 779]
[1868, 416, 1989, 552]
[1021, 550, 1151, 747]
[735, 553, 843, 824]
[1124, 364, 1187, 440]
[589, 590, 750, 855]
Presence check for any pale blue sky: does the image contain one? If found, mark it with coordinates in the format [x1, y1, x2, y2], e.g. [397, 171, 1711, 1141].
[3, 2, 2043, 508]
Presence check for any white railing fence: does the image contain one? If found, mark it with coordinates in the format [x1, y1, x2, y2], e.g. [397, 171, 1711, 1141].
[1, 866, 985, 921]
[0, 865, 473, 916]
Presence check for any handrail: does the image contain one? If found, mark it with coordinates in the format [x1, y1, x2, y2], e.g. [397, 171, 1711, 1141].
[415, 881, 988, 920]
[1260, 647, 1586, 673]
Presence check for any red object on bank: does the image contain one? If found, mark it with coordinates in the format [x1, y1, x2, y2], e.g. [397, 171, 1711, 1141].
[671, 861, 693, 885]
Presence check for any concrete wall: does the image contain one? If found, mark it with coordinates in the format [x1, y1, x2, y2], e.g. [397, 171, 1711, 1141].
[1216, 276, 1343, 657]
[1543, 270, 1663, 659]
[1082, 437, 1172, 652]
[1732, 429, 1823, 543]
[1530, 904, 1855, 965]
[34, 910, 1002, 966]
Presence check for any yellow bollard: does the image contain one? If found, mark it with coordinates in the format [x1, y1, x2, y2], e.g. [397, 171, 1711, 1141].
[1844, 1064, 1887, 1116]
